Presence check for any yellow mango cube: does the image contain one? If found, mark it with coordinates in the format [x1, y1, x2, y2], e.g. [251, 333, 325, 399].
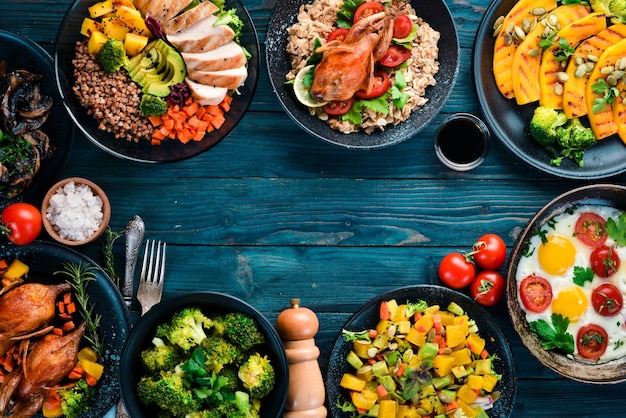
[2, 259, 29, 280]
[445, 324, 467, 348]
[87, 30, 108, 54]
[116, 5, 151, 36]
[405, 327, 426, 347]
[350, 389, 378, 410]
[457, 384, 479, 404]
[456, 399, 480, 418]
[482, 373, 500, 392]
[124, 32, 148, 56]
[339, 373, 366, 392]
[112, 0, 135, 9]
[379, 399, 397, 418]
[414, 313, 434, 333]
[432, 354, 455, 377]
[439, 312, 455, 326]
[88, 0, 114, 18]
[466, 332, 486, 356]
[80, 17, 101, 37]
[353, 340, 372, 358]
[82, 359, 104, 380]
[467, 374, 483, 390]
[101, 17, 130, 41]
[450, 347, 472, 365]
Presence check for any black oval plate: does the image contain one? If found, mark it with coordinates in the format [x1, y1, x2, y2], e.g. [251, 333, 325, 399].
[473, 0, 626, 179]
[0, 30, 73, 207]
[55, 0, 259, 163]
[326, 284, 516, 417]
[266, 0, 459, 149]
[0, 240, 131, 417]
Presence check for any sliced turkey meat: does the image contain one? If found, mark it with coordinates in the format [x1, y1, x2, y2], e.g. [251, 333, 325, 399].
[167, 15, 235, 53]
[182, 41, 247, 72]
[163, 1, 219, 34]
[138, 0, 190, 23]
[187, 66, 248, 90]
[185, 78, 228, 106]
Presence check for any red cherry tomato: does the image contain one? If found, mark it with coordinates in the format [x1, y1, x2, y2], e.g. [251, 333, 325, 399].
[327, 28, 349, 43]
[576, 324, 609, 360]
[519, 275, 552, 313]
[393, 14, 413, 39]
[591, 282, 624, 316]
[590, 245, 620, 278]
[438, 252, 476, 289]
[470, 271, 505, 307]
[355, 70, 390, 99]
[574, 212, 608, 248]
[323, 99, 353, 116]
[472, 233, 507, 270]
[353, 2, 385, 23]
[379, 45, 412, 67]
[1, 202, 42, 245]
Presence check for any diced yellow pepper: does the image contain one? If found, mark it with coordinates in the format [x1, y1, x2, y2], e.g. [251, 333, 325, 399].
[467, 374, 483, 390]
[445, 324, 467, 348]
[82, 359, 104, 380]
[78, 347, 98, 363]
[390, 303, 407, 322]
[3, 259, 29, 280]
[457, 383, 479, 404]
[350, 389, 378, 410]
[432, 354, 455, 377]
[379, 399, 397, 418]
[88, 0, 114, 18]
[124, 32, 148, 56]
[87, 30, 108, 54]
[339, 373, 366, 391]
[42, 404, 63, 417]
[405, 327, 426, 347]
[466, 332, 486, 356]
[450, 347, 472, 365]
[482, 373, 500, 392]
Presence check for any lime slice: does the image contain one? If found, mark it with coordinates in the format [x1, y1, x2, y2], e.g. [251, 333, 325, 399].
[293, 64, 328, 108]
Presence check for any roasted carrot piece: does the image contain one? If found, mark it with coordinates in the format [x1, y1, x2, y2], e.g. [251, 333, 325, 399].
[85, 373, 98, 387]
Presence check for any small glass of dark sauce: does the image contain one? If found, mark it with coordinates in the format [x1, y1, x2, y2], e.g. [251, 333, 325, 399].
[434, 113, 490, 171]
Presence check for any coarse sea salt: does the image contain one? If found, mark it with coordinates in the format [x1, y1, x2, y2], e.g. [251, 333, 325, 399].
[46, 181, 104, 241]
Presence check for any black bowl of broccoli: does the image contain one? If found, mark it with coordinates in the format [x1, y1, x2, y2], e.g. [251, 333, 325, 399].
[119, 292, 288, 417]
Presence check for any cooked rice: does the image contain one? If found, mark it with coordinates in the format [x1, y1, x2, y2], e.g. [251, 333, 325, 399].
[285, 0, 440, 134]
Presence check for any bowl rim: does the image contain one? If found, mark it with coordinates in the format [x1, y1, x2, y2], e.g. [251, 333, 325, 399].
[506, 183, 626, 383]
[41, 176, 111, 246]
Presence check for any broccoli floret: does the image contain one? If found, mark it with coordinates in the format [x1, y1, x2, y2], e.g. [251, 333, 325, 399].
[201, 336, 243, 372]
[551, 117, 597, 167]
[157, 307, 212, 352]
[140, 94, 169, 117]
[221, 312, 266, 351]
[98, 39, 129, 73]
[529, 105, 568, 146]
[590, 0, 626, 23]
[58, 379, 96, 418]
[233, 391, 261, 418]
[140, 336, 181, 374]
[238, 353, 275, 399]
[138, 371, 203, 418]
[220, 366, 243, 392]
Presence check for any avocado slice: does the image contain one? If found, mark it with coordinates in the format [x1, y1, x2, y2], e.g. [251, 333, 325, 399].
[126, 39, 187, 97]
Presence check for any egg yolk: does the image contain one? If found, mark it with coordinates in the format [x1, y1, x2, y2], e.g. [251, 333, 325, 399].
[551, 286, 588, 322]
[537, 234, 576, 275]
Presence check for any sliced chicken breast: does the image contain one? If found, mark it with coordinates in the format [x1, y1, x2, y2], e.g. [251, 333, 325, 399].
[167, 15, 235, 53]
[182, 42, 247, 72]
[140, 0, 191, 23]
[163, 1, 220, 34]
[185, 78, 229, 106]
[187, 66, 248, 90]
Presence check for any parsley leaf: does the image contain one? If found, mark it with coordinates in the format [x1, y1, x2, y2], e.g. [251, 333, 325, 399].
[336, 0, 364, 28]
[528, 313, 574, 354]
[306, 38, 323, 65]
[591, 78, 620, 114]
[606, 213, 626, 247]
[572, 266, 594, 286]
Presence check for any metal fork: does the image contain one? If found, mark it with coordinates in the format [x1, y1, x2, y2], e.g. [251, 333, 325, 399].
[137, 239, 166, 315]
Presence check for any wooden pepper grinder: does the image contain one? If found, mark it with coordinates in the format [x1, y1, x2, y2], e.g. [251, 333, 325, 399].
[276, 298, 327, 418]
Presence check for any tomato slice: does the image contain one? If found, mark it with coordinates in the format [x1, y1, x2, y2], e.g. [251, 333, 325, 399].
[393, 14, 413, 39]
[590, 245, 620, 278]
[353, 2, 385, 23]
[327, 28, 349, 43]
[576, 324, 608, 360]
[355, 70, 390, 99]
[591, 282, 624, 316]
[574, 212, 607, 248]
[379, 45, 411, 68]
[323, 99, 353, 116]
[519, 275, 553, 313]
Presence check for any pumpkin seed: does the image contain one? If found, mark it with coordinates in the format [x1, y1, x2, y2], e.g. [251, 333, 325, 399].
[493, 15, 504, 30]
[607, 75, 618, 86]
[504, 32, 513, 45]
[617, 57, 626, 70]
[601, 65, 615, 75]
[554, 82, 564, 95]
[575, 55, 583, 66]
[557, 72, 569, 82]
[514, 25, 526, 40]
[505, 22, 515, 33]
[493, 24, 502, 37]
[548, 13, 558, 27]
[587, 54, 599, 62]
[612, 70, 625, 80]
[532, 7, 547, 16]
[574, 64, 588, 78]
[542, 26, 552, 38]
[528, 48, 540, 57]
[492, 391, 501, 402]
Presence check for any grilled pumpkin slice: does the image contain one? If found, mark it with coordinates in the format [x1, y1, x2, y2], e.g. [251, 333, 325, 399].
[493, 0, 558, 99]
[612, 76, 626, 144]
[513, 4, 591, 105]
[539, 10, 605, 109]
[585, 38, 626, 139]
[562, 23, 626, 119]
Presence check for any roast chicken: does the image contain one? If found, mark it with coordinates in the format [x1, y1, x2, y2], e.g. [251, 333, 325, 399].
[310, 11, 393, 102]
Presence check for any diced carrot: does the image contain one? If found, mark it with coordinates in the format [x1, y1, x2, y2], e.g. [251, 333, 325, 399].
[380, 301, 390, 320]
[0, 259, 9, 270]
[219, 94, 233, 112]
[85, 373, 98, 387]
[62, 321, 75, 332]
[395, 363, 405, 377]
[433, 313, 443, 333]
[376, 384, 388, 398]
[43, 391, 62, 411]
[52, 328, 64, 336]
[183, 101, 199, 117]
[1, 278, 13, 288]
[368, 329, 378, 339]
[480, 349, 489, 359]
[63, 292, 72, 304]
[210, 112, 225, 129]
[206, 105, 222, 116]
[57, 301, 65, 314]
[66, 302, 76, 314]
[163, 117, 175, 131]
[446, 401, 459, 412]
[58, 313, 72, 321]
[147, 115, 163, 126]
[68, 366, 84, 380]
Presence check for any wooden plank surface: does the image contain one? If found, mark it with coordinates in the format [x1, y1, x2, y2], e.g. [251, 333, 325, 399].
[2, 0, 626, 416]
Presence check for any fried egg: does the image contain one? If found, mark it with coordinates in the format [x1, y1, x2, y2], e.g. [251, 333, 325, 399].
[516, 204, 626, 363]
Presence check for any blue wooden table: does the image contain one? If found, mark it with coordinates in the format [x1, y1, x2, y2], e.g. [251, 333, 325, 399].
[1, 0, 625, 416]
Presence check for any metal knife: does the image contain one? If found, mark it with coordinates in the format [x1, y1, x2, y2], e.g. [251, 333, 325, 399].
[122, 215, 145, 309]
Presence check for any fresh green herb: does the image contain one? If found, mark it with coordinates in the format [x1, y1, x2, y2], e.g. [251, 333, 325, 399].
[537, 228, 549, 244]
[402, 364, 432, 401]
[522, 244, 535, 258]
[101, 227, 124, 287]
[528, 313, 574, 354]
[56, 262, 104, 357]
[393, 23, 419, 49]
[306, 38, 323, 65]
[341, 328, 372, 342]
[606, 212, 626, 246]
[336, 0, 364, 28]
[561, 0, 588, 4]
[615, 339, 624, 350]
[572, 265, 594, 286]
[591, 78, 620, 114]
[543, 35, 576, 61]
[335, 397, 358, 413]
[546, 218, 557, 230]
[181, 348, 234, 403]
[391, 70, 410, 109]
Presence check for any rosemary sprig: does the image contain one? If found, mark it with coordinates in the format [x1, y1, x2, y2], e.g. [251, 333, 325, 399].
[102, 227, 124, 287]
[55, 262, 104, 357]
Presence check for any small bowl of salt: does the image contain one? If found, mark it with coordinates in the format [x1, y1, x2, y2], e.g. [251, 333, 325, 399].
[41, 177, 111, 246]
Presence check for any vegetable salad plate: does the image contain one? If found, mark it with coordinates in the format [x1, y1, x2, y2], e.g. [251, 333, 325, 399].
[0, 30, 73, 207]
[54, 0, 259, 163]
[473, 0, 626, 179]
[0, 240, 131, 416]
[326, 285, 516, 417]
[266, 0, 459, 149]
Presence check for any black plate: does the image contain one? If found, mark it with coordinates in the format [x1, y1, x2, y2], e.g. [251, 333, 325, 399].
[0, 240, 131, 417]
[0, 30, 73, 207]
[473, 0, 626, 179]
[507, 184, 626, 383]
[326, 285, 516, 417]
[266, 0, 459, 149]
[54, 0, 259, 163]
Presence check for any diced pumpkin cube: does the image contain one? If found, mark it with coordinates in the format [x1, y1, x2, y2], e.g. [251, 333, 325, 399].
[395, 320, 412, 335]
[2, 259, 29, 280]
[377, 319, 392, 336]
[339, 373, 366, 391]
[482, 373, 500, 392]
[80, 17, 101, 38]
[457, 384, 479, 404]
[432, 354, 455, 377]
[353, 340, 372, 359]
[474, 358, 492, 376]
[467, 374, 483, 390]
[445, 324, 467, 348]
[379, 399, 397, 418]
[101, 17, 130, 41]
[414, 313, 434, 333]
[439, 312, 455, 326]
[456, 398, 480, 418]
[405, 327, 426, 347]
[112, 0, 135, 9]
[419, 397, 433, 414]
[88, 0, 114, 18]
[124, 32, 148, 56]
[450, 347, 472, 365]
[116, 5, 151, 36]
[466, 333, 486, 356]
[87, 30, 108, 54]
[81, 360, 104, 380]
[351, 389, 378, 410]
